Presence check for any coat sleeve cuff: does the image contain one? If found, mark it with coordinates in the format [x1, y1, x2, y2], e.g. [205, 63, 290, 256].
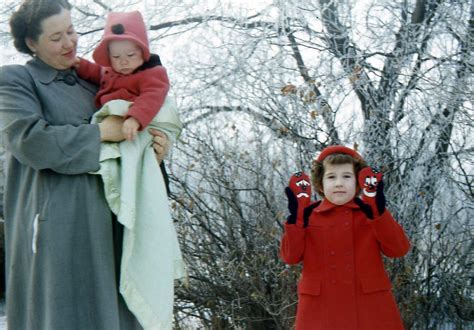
[372, 211, 411, 258]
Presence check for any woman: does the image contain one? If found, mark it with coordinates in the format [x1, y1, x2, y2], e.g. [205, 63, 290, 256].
[0, 0, 171, 328]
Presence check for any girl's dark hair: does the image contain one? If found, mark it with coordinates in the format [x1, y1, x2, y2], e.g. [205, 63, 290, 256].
[311, 153, 367, 198]
[9, 0, 72, 55]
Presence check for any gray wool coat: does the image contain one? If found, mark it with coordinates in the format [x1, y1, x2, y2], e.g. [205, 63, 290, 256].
[0, 58, 142, 330]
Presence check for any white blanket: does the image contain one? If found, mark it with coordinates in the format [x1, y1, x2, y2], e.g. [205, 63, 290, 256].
[91, 96, 187, 329]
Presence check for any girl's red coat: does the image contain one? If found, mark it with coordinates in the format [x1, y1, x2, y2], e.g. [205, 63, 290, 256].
[280, 199, 410, 330]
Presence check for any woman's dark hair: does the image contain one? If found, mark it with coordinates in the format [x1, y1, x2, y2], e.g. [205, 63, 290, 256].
[9, 0, 72, 55]
[311, 153, 367, 198]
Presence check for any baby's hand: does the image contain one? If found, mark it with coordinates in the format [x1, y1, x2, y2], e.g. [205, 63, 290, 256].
[73, 57, 81, 68]
[123, 117, 140, 140]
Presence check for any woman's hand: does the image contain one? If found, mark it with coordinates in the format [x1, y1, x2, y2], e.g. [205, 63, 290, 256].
[149, 129, 170, 164]
[99, 115, 125, 142]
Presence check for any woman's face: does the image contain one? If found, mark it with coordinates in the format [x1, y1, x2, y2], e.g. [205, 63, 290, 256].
[322, 162, 357, 205]
[26, 8, 77, 70]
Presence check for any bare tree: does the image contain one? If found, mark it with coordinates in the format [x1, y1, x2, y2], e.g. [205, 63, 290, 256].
[166, 1, 473, 327]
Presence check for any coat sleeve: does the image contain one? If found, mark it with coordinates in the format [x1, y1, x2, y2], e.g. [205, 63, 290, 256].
[372, 210, 411, 258]
[76, 58, 102, 85]
[0, 65, 101, 174]
[126, 66, 170, 129]
[280, 223, 305, 265]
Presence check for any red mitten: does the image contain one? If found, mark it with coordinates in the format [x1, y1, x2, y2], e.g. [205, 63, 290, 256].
[358, 167, 386, 219]
[285, 172, 312, 225]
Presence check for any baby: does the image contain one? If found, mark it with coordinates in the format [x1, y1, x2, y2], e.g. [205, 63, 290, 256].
[76, 10, 169, 140]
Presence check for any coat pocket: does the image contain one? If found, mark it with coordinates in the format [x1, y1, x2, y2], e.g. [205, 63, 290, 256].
[359, 274, 392, 294]
[298, 277, 321, 296]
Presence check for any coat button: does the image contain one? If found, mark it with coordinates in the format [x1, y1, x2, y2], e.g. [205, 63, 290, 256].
[331, 280, 336, 284]
[330, 251, 336, 256]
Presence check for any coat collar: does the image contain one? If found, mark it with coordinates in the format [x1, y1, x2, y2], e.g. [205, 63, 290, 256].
[27, 57, 77, 85]
[316, 198, 360, 212]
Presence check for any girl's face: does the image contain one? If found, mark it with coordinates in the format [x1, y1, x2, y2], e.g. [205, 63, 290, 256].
[108, 40, 144, 75]
[26, 8, 78, 70]
[322, 162, 357, 205]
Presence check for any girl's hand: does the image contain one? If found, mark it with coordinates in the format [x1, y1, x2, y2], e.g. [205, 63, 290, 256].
[357, 167, 386, 219]
[285, 172, 312, 225]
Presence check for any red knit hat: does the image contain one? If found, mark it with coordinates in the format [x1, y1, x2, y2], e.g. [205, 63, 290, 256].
[93, 11, 150, 67]
[316, 145, 363, 162]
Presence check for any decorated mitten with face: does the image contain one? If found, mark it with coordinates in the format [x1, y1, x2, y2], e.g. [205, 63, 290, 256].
[357, 167, 386, 219]
[285, 172, 312, 226]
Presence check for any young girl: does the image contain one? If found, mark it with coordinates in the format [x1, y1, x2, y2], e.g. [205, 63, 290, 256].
[280, 145, 410, 329]
[76, 10, 170, 140]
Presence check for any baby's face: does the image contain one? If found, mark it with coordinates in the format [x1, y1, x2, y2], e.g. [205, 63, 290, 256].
[322, 163, 356, 205]
[108, 40, 144, 75]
